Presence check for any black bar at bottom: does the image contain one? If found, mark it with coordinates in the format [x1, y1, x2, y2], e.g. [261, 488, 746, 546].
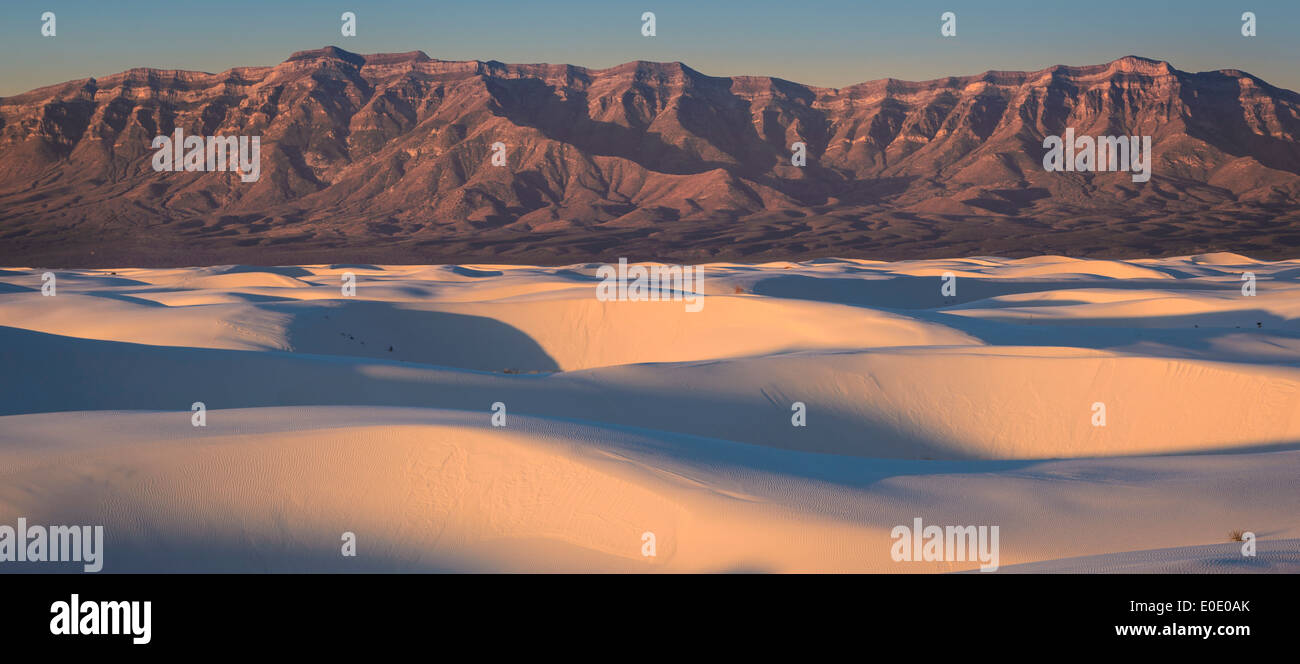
[0, 573, 1290, 653]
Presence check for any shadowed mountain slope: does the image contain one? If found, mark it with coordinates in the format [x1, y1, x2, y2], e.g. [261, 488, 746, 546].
[2, 48, 1299, 266]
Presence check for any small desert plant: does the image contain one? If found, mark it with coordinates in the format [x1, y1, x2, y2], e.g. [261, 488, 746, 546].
[733, 285, 745, 294]
[1228, 529, 1247, 542]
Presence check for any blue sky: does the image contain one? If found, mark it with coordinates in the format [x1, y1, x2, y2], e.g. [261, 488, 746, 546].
[3, 1, 1298, 96]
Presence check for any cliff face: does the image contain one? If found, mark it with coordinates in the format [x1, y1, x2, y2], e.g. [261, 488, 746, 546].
[3, 47, 1299, 266]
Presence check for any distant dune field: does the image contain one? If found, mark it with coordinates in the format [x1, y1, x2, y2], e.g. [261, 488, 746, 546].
[1, 254, 1297, 572]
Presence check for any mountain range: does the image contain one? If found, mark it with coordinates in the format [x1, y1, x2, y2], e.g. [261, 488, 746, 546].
[2, 46, 1299, 267]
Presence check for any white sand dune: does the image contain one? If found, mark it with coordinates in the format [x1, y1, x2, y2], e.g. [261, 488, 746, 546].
[1, 407, 1294, 573]
[1, 254, 1298, 572]
[990, 540, 1300, 574]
